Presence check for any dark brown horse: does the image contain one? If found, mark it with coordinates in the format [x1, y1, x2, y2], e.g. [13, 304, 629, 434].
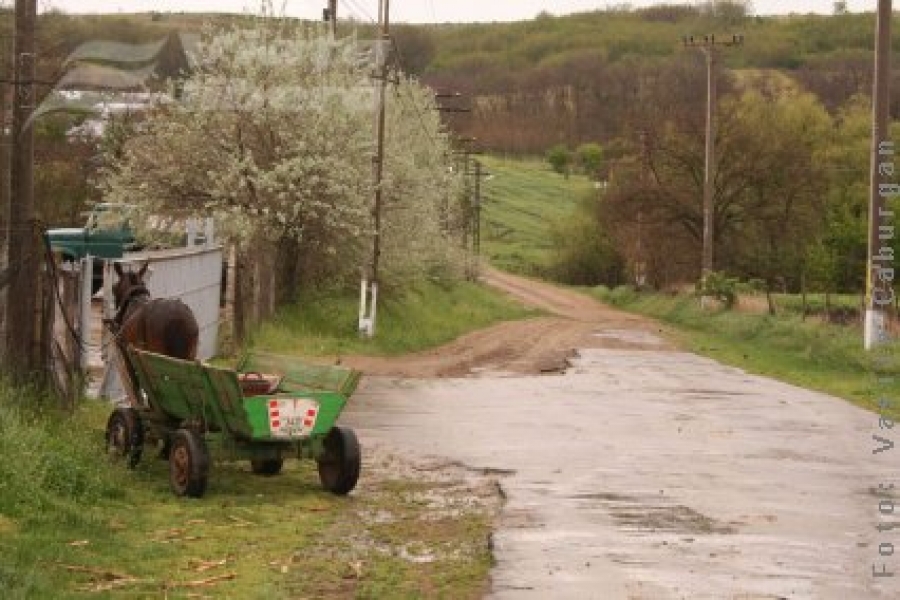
[112, 262, 199, 360]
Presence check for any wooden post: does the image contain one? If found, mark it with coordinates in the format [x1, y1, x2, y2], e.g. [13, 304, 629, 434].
[328, 0, 337, 38]
[5, 0, 39, 380]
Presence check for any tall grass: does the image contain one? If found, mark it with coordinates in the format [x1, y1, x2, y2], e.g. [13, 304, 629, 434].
[252, 278, 537, 357]
[0, 387, 121, 526]
[0, 385, 125, 595]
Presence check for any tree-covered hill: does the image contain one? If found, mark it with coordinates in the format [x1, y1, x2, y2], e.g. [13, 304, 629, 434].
[1, 4, 892, 295]
[409, 5, 896, 154]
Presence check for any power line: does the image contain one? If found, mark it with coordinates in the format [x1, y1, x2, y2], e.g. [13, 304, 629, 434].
[388, 34, 444, 152]
[340, 0, 376, 24]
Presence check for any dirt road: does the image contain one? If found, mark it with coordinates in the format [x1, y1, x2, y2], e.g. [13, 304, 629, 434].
[342, 268, 898, 599]
[344, 267, 670, 378]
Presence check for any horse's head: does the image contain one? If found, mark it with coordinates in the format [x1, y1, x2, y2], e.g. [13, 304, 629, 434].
[112, 262, 150, 310]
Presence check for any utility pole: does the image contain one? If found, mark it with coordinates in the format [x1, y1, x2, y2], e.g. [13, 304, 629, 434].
[0, 33, 8, 362]
[324, 0, 337, 38]
[865, 0, 893, 350]
[5, 0, 37, 379]
[359, 0, 390, 338]
[472, 159, 482, 274]
[469, 159, 492, 280]
[683, 34, 744, 289]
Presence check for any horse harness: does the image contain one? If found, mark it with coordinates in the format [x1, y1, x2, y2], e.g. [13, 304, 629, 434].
[113, 284, 153, 348]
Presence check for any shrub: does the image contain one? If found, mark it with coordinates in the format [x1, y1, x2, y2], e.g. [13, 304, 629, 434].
[697, 271, 739, 309]
[547, 144, 572, 178]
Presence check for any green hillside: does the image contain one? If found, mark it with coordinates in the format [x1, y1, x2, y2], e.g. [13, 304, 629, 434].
[479, 156, 593, 274]
[425, 9, 882, 75]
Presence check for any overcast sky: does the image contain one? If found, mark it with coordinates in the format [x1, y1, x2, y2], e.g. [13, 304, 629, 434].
[42, 1, 879, 22]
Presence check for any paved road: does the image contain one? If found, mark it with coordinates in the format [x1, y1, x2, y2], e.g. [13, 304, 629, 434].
[343, 273, 898, 599]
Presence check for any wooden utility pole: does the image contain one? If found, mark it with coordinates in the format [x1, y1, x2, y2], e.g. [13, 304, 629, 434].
[864, 0, 893, 350]
[471, 159, 491, 279]
[5, 0, 38, 379]
[359, 0, 390, 338]
[325, 0, 337, 38]
[0, 33, 8, 361]
[683, 34, 743, 287]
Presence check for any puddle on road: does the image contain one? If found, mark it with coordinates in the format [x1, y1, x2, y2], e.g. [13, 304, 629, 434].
[573, 493, 736, 535]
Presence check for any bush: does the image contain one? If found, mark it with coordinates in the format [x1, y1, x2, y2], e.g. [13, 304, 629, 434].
[602, 284, 638, 306]
[697, 271, 739, 309]
[546, 144, 572, 177]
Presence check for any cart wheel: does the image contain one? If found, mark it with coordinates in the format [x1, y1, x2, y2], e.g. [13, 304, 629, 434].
[251, 459, 284, 476]
[316, 427, 361, 496]
[168, 429, 209, 498]
[105, 407, 144, 469]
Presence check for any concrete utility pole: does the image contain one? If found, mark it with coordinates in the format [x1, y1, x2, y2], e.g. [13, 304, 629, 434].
[359, 0, 390, 338]
[864, 0, 893, 350]
[683, 33, 743, 287]
[5, 0, 38, 378]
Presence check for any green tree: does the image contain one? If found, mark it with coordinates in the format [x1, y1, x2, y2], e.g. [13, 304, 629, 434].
[547, 144, 572, 178]
[576, 143, 604, 180]
[602, 88, 832, 291]
[550, 192, 623, 286]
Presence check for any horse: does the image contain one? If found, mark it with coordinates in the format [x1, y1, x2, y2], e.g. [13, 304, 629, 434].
[111, 262, 199, 361]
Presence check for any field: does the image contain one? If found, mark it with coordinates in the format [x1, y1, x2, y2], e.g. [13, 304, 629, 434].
[478, 156, 593, 275]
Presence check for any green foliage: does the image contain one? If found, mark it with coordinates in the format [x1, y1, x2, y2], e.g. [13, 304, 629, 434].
[252, 278, 537, 357]
[549, 190, 624, 286]
[479, 156, 594, 275]
[697, 272, 739, 309]
[546, 145, 572, 177]
[0, 386, 123, 529]
[575, 143, 604, 180]
[602, 86, 851, 291]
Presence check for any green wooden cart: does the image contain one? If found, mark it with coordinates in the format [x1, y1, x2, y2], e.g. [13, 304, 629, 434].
[104, 348, 362, 498]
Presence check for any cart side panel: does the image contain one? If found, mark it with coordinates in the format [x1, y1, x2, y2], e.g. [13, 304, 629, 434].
[240, 351, 362, 396]
[205, 367, 255, 439]
[128, 350, 229, 432]
[243, 392, 347, 440]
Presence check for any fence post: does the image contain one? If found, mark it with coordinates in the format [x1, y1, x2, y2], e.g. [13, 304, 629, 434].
[79, 256, 93, 373]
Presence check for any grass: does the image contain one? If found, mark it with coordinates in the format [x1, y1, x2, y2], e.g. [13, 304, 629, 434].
[0, 392, 496, 598]
[251, 277, 537, 357]
[479, 156, 593, 275]
[1, 277, 533, 598]
[590, 286, 900, 420]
